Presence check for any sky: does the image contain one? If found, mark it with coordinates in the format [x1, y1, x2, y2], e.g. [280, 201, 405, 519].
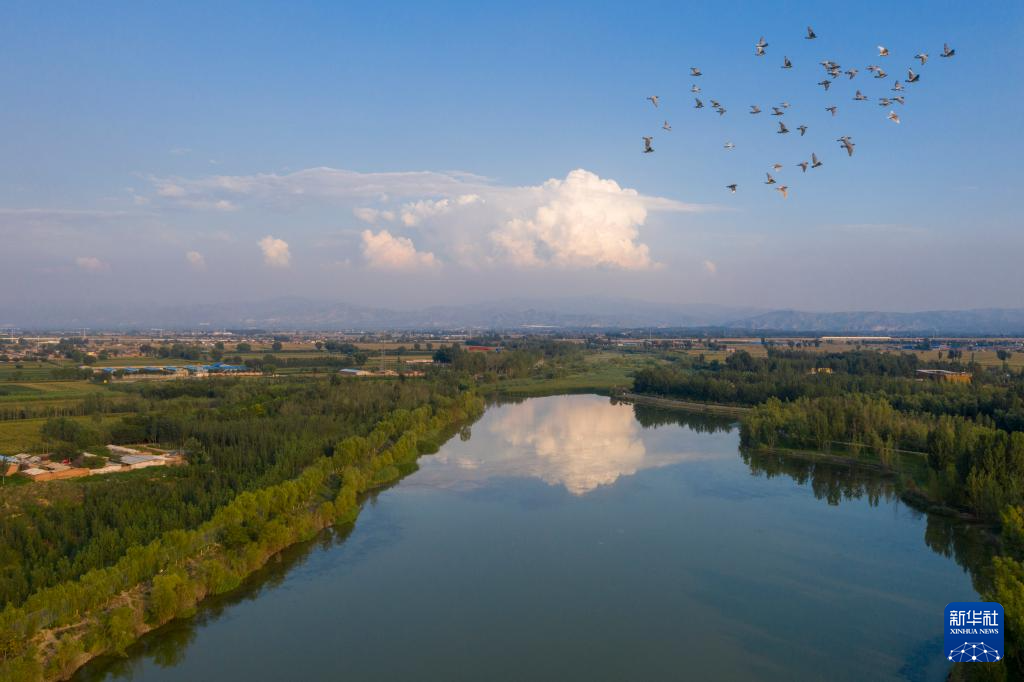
[1, 1, 1021, 313]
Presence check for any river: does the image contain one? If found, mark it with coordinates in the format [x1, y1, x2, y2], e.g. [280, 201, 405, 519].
[74, 394, 989, 681]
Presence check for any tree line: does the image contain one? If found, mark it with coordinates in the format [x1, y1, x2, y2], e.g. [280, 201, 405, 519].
[0, 385, 483, 681]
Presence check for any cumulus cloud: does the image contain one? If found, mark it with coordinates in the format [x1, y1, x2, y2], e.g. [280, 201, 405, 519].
[490, 169, 655, 269]
[703, 259, 718, 274]
[258, 236, 291, 268]
[185, 250, 206, 270]
[147, 166, 713, 269]
[412, 396, 722, 496]
[361, 229, 438, 270]
[147, 166, 703, 215]
[75, 256, 109, 272]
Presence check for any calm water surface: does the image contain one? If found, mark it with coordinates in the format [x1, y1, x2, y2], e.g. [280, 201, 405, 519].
[76, 394, 986, 681]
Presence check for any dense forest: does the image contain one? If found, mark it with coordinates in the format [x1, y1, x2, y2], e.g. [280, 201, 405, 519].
[0, 373, 484, 681]
[634, 350, 1024, 432]
[0, 377, 464, 607]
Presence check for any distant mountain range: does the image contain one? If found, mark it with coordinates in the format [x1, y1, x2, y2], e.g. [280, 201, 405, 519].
[2, 298, 1024, 335]
[724, 309, 1024, 335]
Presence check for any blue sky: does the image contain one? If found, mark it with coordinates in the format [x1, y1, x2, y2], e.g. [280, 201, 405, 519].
[1, 1, 1021, 312]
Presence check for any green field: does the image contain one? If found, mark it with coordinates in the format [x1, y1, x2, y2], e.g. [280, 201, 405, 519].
[0, 380, 107, 403]
[489, 356, 652, 397]
[0, 362, 62, 381]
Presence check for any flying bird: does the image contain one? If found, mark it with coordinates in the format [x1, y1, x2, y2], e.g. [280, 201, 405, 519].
[891, 81, 904, 92]
[777, 185, 788, 199]
[797, 124, 808, 136]
[892, 95, 905, 105]
[811, 153, 823, 168]
[724, 141, 735, 150]
[772, 163, 784, 171]
[915, 53, 929, 65]
[750, 104, 762, 114]
[726, 184, 737, 193]
[845, 68, 858, 79]
[710, 99, 721, 109]
[906, 68, 920, 83]
[878, 45, 890, 57]
[818, 80, 831, 91]
[780, 101, 790, 109]
[662, 120, 672, 131]
[695, 97, 704, 109]
[691, 84, 702, 93]
[715, 106, 727, 116]
[755, 36, 768, 56]
[805, 26, 816, 40]
[782, 56, 793, 69]
[771, 106, 784, 116]
[853, 90, 867, 101]
[887, 110, 901, 124]
[777, 121, 789, 134]
[797, 161, 809, 172]
[647, 95, 659, 108]
[765, 172, 776, 185]
[941, 43, 955, 58]
[691, 67, 703, 76]
[874, 68, 888, 79]
[838, 136, 855, 156]
[826, 105, 838, 116]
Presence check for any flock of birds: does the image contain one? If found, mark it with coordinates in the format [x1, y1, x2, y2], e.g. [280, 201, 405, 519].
[641, 26, 956, 199]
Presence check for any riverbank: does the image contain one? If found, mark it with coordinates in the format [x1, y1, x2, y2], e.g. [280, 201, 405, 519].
[615, 391, 984, 524]
[613, 392, 751, 418]
[0, 394, 484, 682]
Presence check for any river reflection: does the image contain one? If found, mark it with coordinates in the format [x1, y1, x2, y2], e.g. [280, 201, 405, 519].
[418, 395, 733, 495]
[73, 394, 994, 682]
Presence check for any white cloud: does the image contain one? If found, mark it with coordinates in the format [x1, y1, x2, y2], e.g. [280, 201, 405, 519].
[148, 166, 703, 215]
[258, 236, 291, 268]
[156, 182, 187, 198]
[413, 396, 722, 496]
[353, 207, 396, 224]
[75, 256, 109, 272]
[361, 229, 438, 270]
[185, 250, 206, 270]
[150, 167, 492, 207]
[147, 166, 713, 269]
[703, 259, 718, 274]
[490, 169, 655, 269]
[400, 194, 481, 226]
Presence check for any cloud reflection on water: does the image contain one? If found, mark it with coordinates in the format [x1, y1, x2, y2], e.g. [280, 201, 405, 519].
[418, 395, 721, 495]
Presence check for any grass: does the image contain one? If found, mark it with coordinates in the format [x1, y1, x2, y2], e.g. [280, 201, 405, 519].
[489, 357, 654, 397]
[0, 362, 62, 381]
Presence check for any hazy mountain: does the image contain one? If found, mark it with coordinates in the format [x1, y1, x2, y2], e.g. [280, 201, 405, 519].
[0, 298, 759, 331]
[725, 309, 1024, 335]
[3, 299, 1024, 335]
